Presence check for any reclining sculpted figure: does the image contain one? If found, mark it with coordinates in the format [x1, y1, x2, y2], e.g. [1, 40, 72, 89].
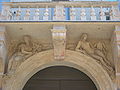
[8, 35, 42, 73]
[75, 33, 115, 79]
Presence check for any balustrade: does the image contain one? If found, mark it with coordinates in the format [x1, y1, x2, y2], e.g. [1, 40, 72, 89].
[0, 1, 119, 21]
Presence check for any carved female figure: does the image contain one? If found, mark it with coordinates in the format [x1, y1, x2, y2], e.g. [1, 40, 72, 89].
[17, 35, 34, 59]
[8, 35, 42, 73]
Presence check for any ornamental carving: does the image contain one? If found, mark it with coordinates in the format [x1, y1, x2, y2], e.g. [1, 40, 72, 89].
[75, 33, 115, 79]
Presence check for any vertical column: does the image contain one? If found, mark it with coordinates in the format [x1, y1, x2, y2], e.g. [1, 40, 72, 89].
[70, 6, 76, 20]
[0, 26, 9, 89]
[53, 5, 65, 21]
[90, 6, 96, 20]
[111, 26, 120, 90]
[51, 25, 67, 60]
[80, 7, 86, 20]
[43, 6, 49, 20]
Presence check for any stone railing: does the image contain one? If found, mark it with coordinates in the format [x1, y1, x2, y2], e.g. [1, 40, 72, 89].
[0, 1, 120, 21]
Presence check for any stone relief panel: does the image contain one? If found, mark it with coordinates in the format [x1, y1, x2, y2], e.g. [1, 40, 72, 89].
[8, 35, 52, 74]
[7, 33, 115, 80]
[67, 33, 115, 80]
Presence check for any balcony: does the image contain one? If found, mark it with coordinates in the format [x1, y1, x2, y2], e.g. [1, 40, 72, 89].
[0, 1, 120, 21]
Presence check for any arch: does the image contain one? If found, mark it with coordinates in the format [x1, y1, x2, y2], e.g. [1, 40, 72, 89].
[4, 50, 114, 90]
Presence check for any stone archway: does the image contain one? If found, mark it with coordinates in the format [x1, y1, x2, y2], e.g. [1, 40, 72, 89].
[3, 50, 114, 90]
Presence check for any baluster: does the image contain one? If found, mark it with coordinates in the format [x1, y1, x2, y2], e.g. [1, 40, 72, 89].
[33, 7, 40, 20]
[90, 6, 96, 20]
[43, 6, 49, 20]
[8, 9, 13, 20]
[99, 6, 106, 20]
[63, 7, 66, 20]
[70, 6, 76, 20]
[53, 7, 56, 20]
[16, 6, 21, 20]
[80, 7, 86, 20]
[109, 6, 114, 20]
[24, 7, 30, 20]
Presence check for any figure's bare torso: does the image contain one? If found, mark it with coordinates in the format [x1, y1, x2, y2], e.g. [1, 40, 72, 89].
[81, 41, 94, 54]
[19, 43, 33, 53]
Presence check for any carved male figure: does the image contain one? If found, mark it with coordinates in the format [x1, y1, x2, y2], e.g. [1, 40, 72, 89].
[75, 33, 114, 79]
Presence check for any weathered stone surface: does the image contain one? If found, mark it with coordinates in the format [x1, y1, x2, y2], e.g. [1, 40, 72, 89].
[3, 50, 114, 90]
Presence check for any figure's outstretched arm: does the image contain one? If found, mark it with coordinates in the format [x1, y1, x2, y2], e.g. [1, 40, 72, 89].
[21, 47, 32, 55]
[75, 41, 82, 51]
[75, 41, 88, 55]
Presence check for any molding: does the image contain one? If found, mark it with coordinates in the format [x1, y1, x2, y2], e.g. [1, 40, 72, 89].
[2, 1, 118, 8]
[3, 50, 114, 90]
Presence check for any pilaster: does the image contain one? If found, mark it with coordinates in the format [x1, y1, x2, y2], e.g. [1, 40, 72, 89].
[112, 26, 120, 90]
[0, 26, 10, 90]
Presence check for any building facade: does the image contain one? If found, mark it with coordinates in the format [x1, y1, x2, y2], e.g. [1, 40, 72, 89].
[0, 0, 120, 90]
